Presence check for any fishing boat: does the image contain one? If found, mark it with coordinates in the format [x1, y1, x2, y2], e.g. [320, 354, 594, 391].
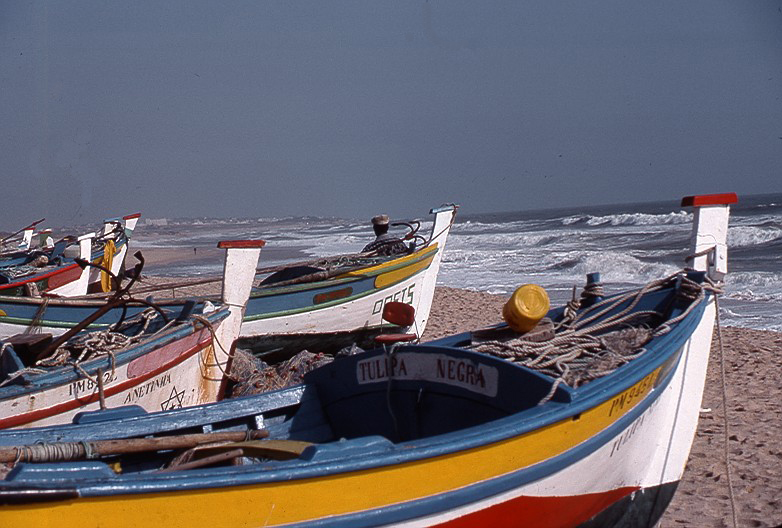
[237, 204, 457, 359]
[0, 194, 735, 527]
[0, 206, 457, 361]
[0, 240, 264, 429]
[0, 214, 141, 298]
[0, 218, 47, 267]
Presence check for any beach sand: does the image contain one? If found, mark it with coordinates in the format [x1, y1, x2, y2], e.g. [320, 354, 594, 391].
[424, 287, 782, 528]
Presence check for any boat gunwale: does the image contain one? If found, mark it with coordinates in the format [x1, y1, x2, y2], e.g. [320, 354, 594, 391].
[246, 244, 440, 299]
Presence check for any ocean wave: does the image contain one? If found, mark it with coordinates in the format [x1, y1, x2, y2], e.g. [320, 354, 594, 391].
[451, 220, 537, 235]
[727, 226, 782, 248]
[723, 272, 782, 296]
[125, 201, 781, 332]
[448, 231, 562, 249]
[561, 211, 692, 227]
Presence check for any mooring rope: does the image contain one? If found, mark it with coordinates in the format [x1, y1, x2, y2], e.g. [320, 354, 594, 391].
[191, 314, 237, 381]
[713, 293, 739, 528]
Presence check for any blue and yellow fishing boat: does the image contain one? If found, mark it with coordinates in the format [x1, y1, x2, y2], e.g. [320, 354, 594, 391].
[235, 204, 457, 359]
[0, 194, 735, 526]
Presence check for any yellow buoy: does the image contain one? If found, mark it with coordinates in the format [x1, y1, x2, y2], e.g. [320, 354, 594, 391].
[503, 284, 550, 333]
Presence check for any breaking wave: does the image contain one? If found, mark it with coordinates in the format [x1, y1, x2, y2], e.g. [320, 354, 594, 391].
[562, 211, 692, 227]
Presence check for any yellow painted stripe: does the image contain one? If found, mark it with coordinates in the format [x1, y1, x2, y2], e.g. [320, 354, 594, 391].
[374, 254, 436, 290]
[337, 244, 438, 279]
[0, 367, 661, 527]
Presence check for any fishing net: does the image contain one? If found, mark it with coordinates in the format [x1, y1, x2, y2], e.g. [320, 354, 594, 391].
[228, 349, 333, 397]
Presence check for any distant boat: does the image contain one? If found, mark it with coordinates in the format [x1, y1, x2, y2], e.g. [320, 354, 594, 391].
[0, 218, 47, 267]
[237, 204, 457, 360]
[0, 194, 735, 527]
[0, 214, 141, 298]
[0, 240, 263, 429]
[0, 206, 457, 361]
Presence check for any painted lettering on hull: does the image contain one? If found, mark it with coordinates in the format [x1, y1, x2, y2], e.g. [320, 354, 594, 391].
[68, 370, 118, 398]
[122, 373, 173, 405]
[609, 396, 661, 457]
[372, 283, 416, 315]
[607, 371, 657, 418]
[356, 352, 498, 397]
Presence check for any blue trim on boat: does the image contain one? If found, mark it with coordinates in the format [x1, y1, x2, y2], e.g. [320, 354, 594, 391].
[242, 260, 433, 321]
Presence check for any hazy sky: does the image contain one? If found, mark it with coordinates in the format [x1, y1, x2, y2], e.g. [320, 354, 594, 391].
[2, 1, 781, 230]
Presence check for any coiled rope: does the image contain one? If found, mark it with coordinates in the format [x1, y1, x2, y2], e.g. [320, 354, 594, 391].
[470, 272, 712, 404]
[0, 309, 173, 388]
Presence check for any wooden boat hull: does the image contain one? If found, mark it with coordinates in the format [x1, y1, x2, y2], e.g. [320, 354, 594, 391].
[238, 244, 442, 357]
[0, 240, 264, 429]
[0, 195, 734, 527]
[0, 309, 230, 430]
[0, 296, 201, 338]
[0, 284, 715, 527]
[0, 213, 139, 298]
[239, 205, 456, 358]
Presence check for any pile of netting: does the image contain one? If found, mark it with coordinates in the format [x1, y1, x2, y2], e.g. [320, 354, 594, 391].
[469, 272, 712, 398]
[228, 344, 364, 397]
[0, 260, 49, 281]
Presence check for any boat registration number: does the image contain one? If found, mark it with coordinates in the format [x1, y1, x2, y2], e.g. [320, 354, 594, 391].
[372, 283, 415, 315]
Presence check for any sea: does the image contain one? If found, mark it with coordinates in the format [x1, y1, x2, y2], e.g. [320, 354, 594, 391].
[131, 193, 782, 332]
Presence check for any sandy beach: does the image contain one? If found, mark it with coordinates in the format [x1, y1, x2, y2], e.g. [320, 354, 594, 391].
[424, 287, 782, 528]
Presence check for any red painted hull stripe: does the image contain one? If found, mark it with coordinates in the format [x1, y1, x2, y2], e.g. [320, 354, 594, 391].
[0, 333, 212, 429]
[433, 486, 640, 527]
[0, 263, 80, 290]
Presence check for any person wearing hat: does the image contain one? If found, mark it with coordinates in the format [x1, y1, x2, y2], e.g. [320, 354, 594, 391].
[362, 214, 410, 256]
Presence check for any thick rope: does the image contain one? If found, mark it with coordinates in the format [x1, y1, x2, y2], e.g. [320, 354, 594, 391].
[191, 314, 236, 381]
[1, 308, 171, 389]
[470, 272, 707, 401]
[13, 442, 88, 463]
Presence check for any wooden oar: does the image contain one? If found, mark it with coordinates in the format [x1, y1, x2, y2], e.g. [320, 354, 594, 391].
[158, 439, 313, 472]
[0, 429, 269, 463]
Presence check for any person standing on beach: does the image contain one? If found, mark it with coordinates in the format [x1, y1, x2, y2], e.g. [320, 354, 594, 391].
[362, 214, 409, 256]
